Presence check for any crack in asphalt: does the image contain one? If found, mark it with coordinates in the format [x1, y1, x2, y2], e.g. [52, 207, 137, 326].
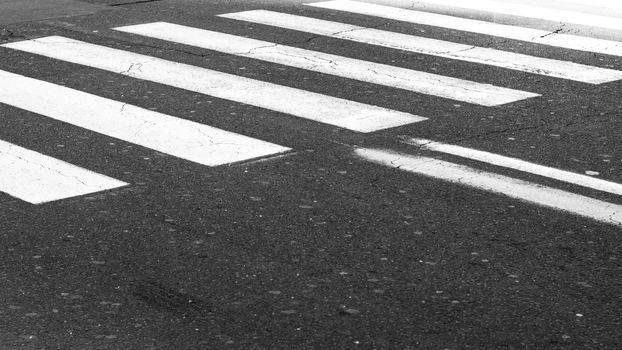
[3, 146, 95, 188]
[0, 28, 26, 42]
[109, 0, 163, 7]
[536, 24, 566, 39]
[121, 62, 141, 74]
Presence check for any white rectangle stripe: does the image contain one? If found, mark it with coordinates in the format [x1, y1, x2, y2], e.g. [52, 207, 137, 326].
[219, 10, 622, 84]
[0, 70, 290, 166]
[2, 36, 424, 133]
[407, 0, 622, 31]
[355, 148, 622, 227]
[405, 138, 622, 196]
[307, 1, 622, 57]
[557, 0, 622, 11]
[114, 22, 538, 106]
[0, 139, 127, 204]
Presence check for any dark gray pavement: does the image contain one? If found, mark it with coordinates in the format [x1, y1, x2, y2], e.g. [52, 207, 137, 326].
[0, 0, 107, 25]
[0, 0, 621, 348]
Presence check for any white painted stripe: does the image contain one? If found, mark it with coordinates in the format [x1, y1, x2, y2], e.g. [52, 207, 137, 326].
[557, 0, 622, 11]
[220, 11, 622, 84]
[355, 147, 622, 226]
[114, 22, 538, 106]
[403, 0, 622, 31]
[0, 70, 290, 166]
[306, 1, 622, 57]
[405, 137, 622, 196]
[0, 139, 127, 204]
[2, 36, 424, 133]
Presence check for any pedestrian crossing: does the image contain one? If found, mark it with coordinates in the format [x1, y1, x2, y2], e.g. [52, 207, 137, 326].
[402, 0, 622, 31]
[307, 0, 622, 57]
[218, 10, 622, 84]
[1, 0, 621, 225]
[3, 36, 423, 133]
[0, 69, 291, 166]
[113, 22, 539, 106]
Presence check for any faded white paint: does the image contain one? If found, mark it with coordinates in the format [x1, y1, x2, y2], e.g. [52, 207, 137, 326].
[403, 0, 622, 31]
[556, 0, 622, 11]
[219, 10, 622, 84]
[114, 21, 538, 106]
[307, 1, 622, 57]
[405, 137, 622, 196]
[0, 139, 127, 204]
[355, 147, 622, 227]
[0, 69, 290, 166]
[2, 36, 424, 133]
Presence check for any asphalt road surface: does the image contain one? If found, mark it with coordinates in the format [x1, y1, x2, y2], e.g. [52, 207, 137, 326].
[1, 0, 621, 348]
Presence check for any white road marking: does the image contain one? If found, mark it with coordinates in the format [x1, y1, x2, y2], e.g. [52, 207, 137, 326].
[0, 69, 290, 166]
[306, 1, 622, 57]
[402, 0, 622, 31]
[114, 22, 538, 106]
[405, 137, 622, 196]
[0, 139, 127, 204]
[355, 147, 622, 227]
[2, 36, 424, 133]
[219, 10, 622, 84]
[556, 0, 622, 11]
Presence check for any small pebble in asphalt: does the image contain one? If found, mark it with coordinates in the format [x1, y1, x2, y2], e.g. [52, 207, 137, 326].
[340, 308, 361, 315]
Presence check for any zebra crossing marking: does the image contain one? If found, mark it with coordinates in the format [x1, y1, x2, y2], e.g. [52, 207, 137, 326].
[2, 36, 425, 133]
[0, 69, 290, 166]
[114, 21, 539, 106]
[556, 0, 622, 11]
[404, 137, 622, 196]
[219, 10, 622, 84]
[307, 0, 622, 57]
[355, 147, 622, 227]
[404, 0, 622, 31]
[0, 139, 127, 204]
